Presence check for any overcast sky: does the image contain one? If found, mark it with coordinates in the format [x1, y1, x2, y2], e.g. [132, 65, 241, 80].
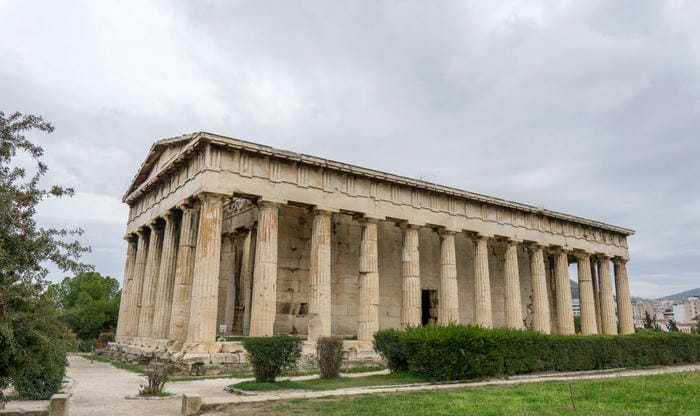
[2, 1, 698, 298]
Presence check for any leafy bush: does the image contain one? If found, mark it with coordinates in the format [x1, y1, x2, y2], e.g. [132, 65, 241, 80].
[373, 329, 408, 372]
[98, 332, 115, 343]
[317, 337, 344, 379]
[13, 348, 67, 400]
[374, 324, 700, 381]
[242, 336, 302, 382]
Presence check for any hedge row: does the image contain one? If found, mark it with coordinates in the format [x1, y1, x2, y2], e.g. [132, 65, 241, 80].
[374, 325, 700, 381]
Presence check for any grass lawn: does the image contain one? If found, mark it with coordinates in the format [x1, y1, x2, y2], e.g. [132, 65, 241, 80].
[229, 372, 428, 392]
[80, 354, 146, 375]
[215, 371, 700, 415]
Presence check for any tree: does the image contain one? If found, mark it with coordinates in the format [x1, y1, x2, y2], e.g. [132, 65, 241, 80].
[666, 319, 679, 332]
[47, 272, 120, 339]
[642, 311, 660, 331]
[0, 111, 91, 402]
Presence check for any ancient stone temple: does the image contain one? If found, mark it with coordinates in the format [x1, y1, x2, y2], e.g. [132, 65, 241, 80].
[113, 132, 635, 369]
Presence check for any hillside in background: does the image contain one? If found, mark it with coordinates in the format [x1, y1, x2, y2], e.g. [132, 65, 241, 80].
[658, 288, 700, 301]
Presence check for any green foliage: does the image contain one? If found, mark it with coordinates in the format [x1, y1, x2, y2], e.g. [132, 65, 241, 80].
[317, 337, 344, 379]
[642, 311, 660, 331]
[242, 336, 302, 382]
[13, 345, 66, 400]
[46, 272, 120, 339]
[373, 328, 408, 372]
[374, 324, 700, 381]
[666, 319, 679, 332]
[0, 111, 90, 402]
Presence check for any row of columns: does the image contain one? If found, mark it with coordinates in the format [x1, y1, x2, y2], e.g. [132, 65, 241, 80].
[116, 195, 635, 347]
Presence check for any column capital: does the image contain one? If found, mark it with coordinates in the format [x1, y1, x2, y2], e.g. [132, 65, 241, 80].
[356, 216, 381, 224]
[595, 253, 612, 261]
[503, 238, 522, 246]
[399, 221, 422, 231]
[548, 246, 569, 255]
[527, 242, 546, 251]
[311, 207, 334, 217]
[438, 228, 457, 237]
[196, 192, 229, 204]
[123, 233, 137, 242]
[613, 256, 629, 265]
[473, 232, 493, 241]
[147, 219, 165, 232]
[135, 226, 149, 237]
[572, 251, 592, 261]
[162, 209, 179, 222]
[257, 200, 280, 210]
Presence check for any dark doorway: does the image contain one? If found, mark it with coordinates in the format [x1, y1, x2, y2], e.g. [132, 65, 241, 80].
[421, 290, 438, 325]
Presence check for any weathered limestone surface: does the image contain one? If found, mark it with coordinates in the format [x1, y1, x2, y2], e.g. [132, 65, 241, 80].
[503, 241, 522, 329]
[473, 236, 492, 328]
[115, 237, 137, 338]
[152, 212, 179, 339]
[358, 219, 379, 341]
[438, 231, 459, 324]
[126, 229, 149, 336]
[138, 222, 164, 338]
[598, 257, 618, 335]
[308, 210, 332, 340]
[614, 259, 634, 335]
[168, 205, 199, 343]
[249, 202, 279, 337]
[187, 194, 224, 343]
[529, 245, 550, 333]
[400, 225, 421, 328]
[554, 251, 575, 335]
[577, 254, 598, 335]
[114, 133, 636, 369]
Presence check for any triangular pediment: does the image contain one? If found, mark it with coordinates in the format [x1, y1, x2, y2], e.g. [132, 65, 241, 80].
[124, 133, 201, 201]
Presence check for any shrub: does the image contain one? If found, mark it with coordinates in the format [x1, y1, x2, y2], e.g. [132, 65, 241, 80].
[242, 336, 302, 382]
[13, 348, 67, 400]
[373, 329, 408, 372]
[317, 337, 344, 379]
[139, 358, 172, 396]
[98, 332, 115, 343]
[374, 325, 700, 381]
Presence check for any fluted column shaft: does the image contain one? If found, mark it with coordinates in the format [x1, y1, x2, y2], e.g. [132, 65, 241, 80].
[401, 225, 421, 328]
[591, 258, 602, 333]
[554, 251, 575, 335]
[168, 205, 199, 342]
[116, 236, 137, 338]
[241, 228, 256, 336]
[249, 202, 279, 337]
[126, 230, 149, 336]
[529, 245, 551, 333]
[504, 241, 522, 329]
[473, 236, 492, 328]
[308, 210, 332, 341]
[151, 212, 180, 339]
[358, 219, 380, 341]
[187, 194, 225, 343]
[614, 259, 634, 335]
[598, 257, 618, 335]
[138, 223, 164, 338]
[577, 254, 598, 335]
[438, 231, 459, 324]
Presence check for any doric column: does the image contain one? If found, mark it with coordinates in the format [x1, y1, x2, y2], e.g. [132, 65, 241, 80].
[553, 250, 575, 335]
[168, 204, 199, 343]
[187, 193, 225, 343]
[249, 202, 279, 337]
[308, 209, 332, 341]
[438, 230, 459, 324]
[400, 224, 421, 328]
[576, 253, 598, 335]
[529, 245, 551, 334]
[614, 258, 634, 335]
[473, 235, 492, 328]
[126, 228, 149, 336]
[598, 256, 618, 335]
[504, 240, 522, 329]
[138, 221, 164, 338]
[358, 218, 380, 341]
[221, 234, 237, 335]
[591, 257, 602, 333]
[151, 211, 180, 340]
[116, 235, 137, 339]
[240, 227, 256, 336]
